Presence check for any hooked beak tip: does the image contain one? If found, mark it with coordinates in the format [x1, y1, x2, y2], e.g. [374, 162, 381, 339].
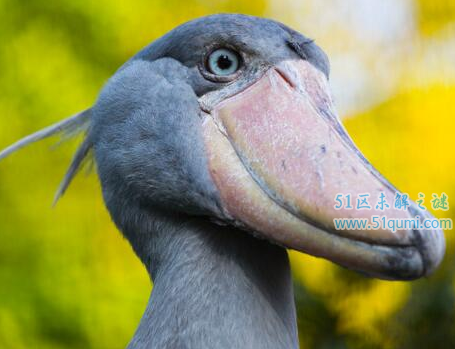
[409, 207, 446, 277]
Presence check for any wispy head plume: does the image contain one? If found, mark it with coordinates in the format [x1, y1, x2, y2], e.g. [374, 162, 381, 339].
[0, 109, 93, 204]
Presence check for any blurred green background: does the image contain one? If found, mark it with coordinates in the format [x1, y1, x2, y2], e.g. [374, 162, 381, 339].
[0, 0, 454, 348]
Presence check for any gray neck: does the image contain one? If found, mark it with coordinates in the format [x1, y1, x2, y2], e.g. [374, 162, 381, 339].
[124, 210, 298, 349]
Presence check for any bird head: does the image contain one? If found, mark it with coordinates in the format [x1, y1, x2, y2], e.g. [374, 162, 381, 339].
[0, 14, 445, 280]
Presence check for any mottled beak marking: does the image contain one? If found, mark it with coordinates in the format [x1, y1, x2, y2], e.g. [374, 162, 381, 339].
[202, 59, 445, 280]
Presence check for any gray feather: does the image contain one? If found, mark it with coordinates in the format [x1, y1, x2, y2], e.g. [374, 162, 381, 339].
[0, 109, 91, 160]
[53, 135, 93, 205]
[0, 108, 92, 203]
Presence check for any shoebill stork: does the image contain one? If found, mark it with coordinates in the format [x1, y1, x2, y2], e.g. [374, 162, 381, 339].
[0, 14, 445, 349]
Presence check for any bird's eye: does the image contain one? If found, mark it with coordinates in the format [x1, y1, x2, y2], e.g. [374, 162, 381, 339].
[207, 48, 240, 76]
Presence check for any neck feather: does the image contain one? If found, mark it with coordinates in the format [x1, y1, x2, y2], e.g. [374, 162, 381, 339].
[121, 208, 299, 349]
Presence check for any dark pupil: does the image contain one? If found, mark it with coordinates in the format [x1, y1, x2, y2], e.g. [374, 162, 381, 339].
[217, 54, 232, 70]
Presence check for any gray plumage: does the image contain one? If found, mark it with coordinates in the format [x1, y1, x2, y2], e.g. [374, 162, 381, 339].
[0, 14, 341, 349]
[89, 13, 325, 345]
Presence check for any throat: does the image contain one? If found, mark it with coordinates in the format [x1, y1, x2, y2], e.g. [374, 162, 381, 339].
[126, 213, 298, 349]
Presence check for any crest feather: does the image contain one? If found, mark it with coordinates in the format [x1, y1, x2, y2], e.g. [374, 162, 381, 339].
[0, 108, 92, 203]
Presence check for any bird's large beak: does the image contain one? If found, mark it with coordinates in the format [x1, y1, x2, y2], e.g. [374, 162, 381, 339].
[202, 59, 445, 280]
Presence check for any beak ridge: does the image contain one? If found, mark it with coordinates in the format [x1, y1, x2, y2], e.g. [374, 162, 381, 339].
[201, 59, 445, 280]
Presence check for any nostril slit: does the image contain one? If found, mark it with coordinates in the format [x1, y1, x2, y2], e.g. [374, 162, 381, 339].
[275, 68, 296, 89]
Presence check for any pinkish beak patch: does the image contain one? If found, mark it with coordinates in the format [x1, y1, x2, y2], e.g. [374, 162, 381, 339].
[201, 59, 445, 280]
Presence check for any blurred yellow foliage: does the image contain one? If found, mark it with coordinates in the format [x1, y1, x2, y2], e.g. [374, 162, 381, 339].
[416, 0, 455, 35]
[0, 1, 454, 348]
